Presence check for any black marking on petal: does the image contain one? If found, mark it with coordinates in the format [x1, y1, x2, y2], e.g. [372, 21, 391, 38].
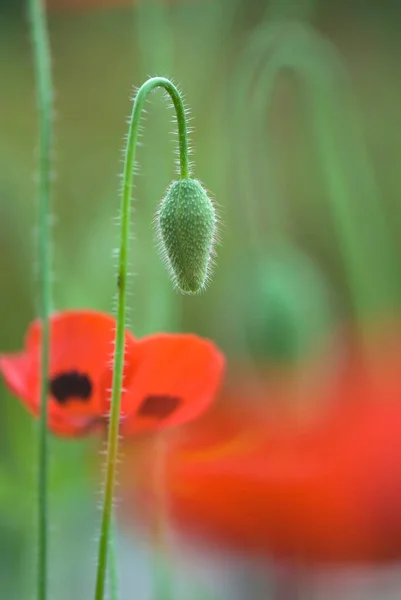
[138, 395, 181, 419]
[50, 371, 92, 404]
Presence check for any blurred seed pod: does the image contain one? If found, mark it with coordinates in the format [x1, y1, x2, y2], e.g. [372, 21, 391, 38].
[243, 246, 335, 363]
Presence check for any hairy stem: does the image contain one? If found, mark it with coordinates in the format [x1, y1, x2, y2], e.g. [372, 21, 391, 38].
[94, 77, 190, 600]
[134, 3, 179, 335]
[28, 0, 53, 599]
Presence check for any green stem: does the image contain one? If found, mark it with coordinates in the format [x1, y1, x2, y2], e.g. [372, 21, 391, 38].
[108, 518, 119, 600]
[230, 5, 317, 256]
[151, 548, 175, 600]
[28, 1, 53, 599]
[225, 20, 287, 357]
[150, 435, 174, 600]
[230, 21, 283, 257]
[94, 77, 190, 600]
[249, 24, 399, 326]
[134, 2, 178, 335]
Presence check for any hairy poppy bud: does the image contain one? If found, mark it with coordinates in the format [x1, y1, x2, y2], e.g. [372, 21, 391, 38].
[157, 178, 217, 294]
[244, 248, 334, 363]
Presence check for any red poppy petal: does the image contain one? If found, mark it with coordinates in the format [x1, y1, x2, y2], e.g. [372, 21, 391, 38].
[27, 310, 137, 417]
[43, 410, 105, 437]
[121, 334, 225, 435]
[1, 310, 138, 437]
[0, 352, 34, 408]
[0, 351, 103, 436]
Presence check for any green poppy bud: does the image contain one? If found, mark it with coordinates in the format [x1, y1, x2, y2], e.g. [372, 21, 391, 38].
[156, 178, 217, 294]
[244, 247, 334, 363]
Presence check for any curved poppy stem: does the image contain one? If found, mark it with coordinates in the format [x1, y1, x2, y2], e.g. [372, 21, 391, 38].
[28, 0, 53, 599]
[247, 23, 399, 329]
[134, 4, 179, 336]
[94, 77, 190, 600]
[230, 21, 283, 258]
[230, 8, 318, 258]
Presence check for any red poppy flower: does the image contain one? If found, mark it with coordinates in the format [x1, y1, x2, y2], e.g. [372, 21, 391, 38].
[130, 334, 401, 565]
[0, 310, 225, 438]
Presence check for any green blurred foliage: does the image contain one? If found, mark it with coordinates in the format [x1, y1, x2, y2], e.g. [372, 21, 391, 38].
[1, 0, 401, 597]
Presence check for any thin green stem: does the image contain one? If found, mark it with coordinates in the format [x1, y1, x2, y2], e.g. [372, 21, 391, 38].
[94, 77, 190, 600]
[151, 548, 175, 600]
[230, 6, 317, 256]
[28, 1, 53, 599]
[226, 21, 287, 357]
[230, 21, 283, 257]
[246, 23, 399, 326]
[108, 518, 119, 600]
[134, 4, 179, 335]
[150, 435, 174, 600]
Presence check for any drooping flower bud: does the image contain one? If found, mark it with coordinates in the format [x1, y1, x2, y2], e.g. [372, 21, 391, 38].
[156, 178, 217, 294]
[244, 247, 334, 363]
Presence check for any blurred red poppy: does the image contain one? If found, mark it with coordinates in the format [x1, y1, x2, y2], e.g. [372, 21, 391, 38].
[0, 310, 225, 437]
[130, 333, 401, 564]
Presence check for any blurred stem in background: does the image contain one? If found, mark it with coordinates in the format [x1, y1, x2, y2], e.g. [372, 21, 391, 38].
[148, 434, 175, 600]
[231, 9, 400, 366]
[108, 516, 119, 600]
[131, 6, 178, 600]
[228, 4, 334, 369]
[231, 0, 318, 259]
[134, 0, 179, 335]
[27, 0, 53, 599]
[267, 26, 399, 331]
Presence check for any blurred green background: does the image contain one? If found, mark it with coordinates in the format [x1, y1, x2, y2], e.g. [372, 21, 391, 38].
[1, 0, 401, 597]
